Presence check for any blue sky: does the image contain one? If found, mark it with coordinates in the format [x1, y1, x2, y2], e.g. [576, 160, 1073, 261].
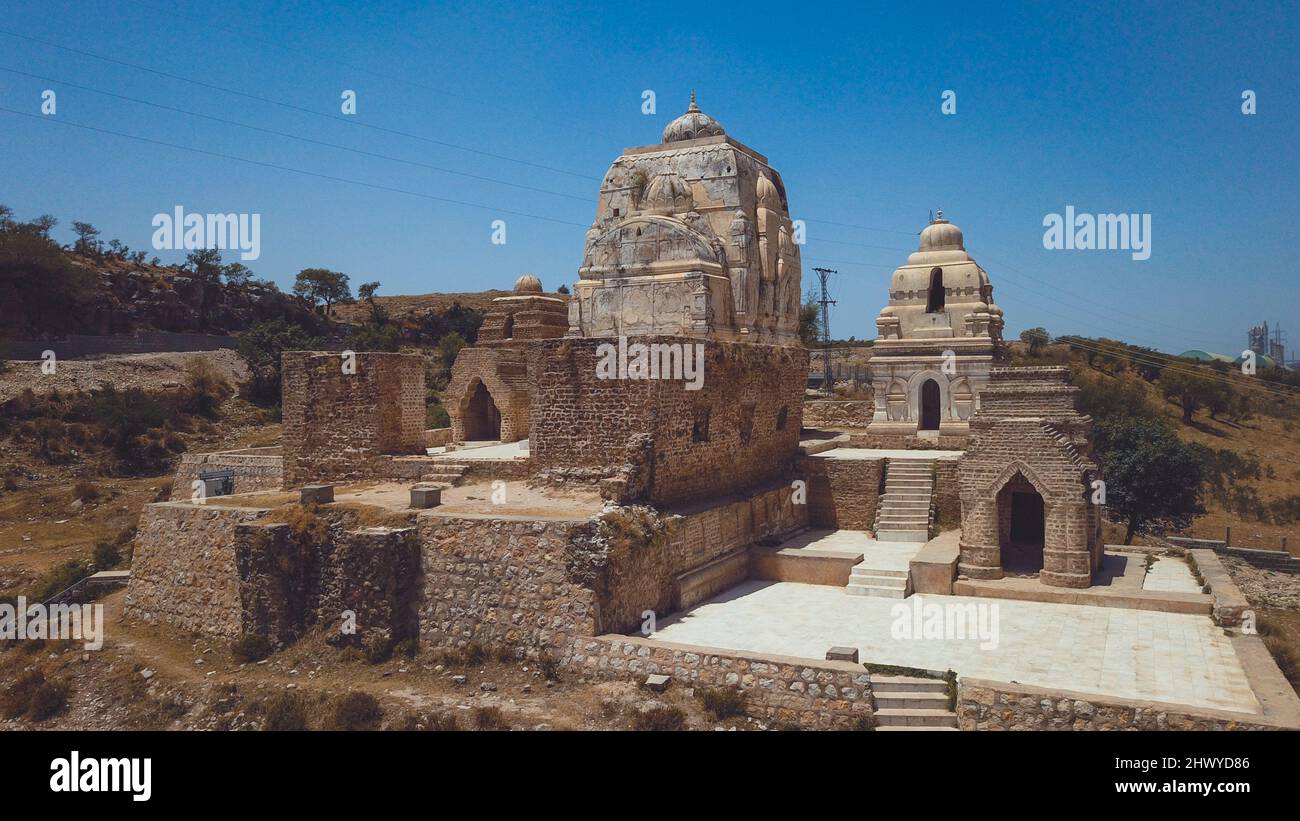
[1, 0, 1296, 355]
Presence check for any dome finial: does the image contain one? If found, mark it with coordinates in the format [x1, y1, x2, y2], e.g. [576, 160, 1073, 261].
[934, 208, 945, 223]
[688, 90, 700, 112]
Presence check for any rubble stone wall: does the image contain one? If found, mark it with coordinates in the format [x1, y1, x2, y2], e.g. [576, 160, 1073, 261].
[802, 399, 874, 429]
[570, 636, 875, 729]
[281, 351, 426, 488]
[125, 502, 267, 639]
[170, 449, 283, 499]
[528, 337, 807, 506]
[957, 678, 1284, 731]
[799, 456, 882, 531]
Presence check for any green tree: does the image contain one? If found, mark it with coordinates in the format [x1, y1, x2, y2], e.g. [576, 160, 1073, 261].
[1095, 418, 1206, 544]
[357, 280, 387, 324]
[185, 247, 225, 283]
[798, 290, 821, 347]
[1019, 327, 1049, 356]
[345, 322, 400, 352]
[293, 268, 352, 316]
[71, 222, 101, 255]
[1158, 367, 1221, 423]
[222, 262, 253, 286]
[236, 319, 319, 404]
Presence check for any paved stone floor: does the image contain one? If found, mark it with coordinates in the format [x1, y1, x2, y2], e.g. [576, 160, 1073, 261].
[778, 529, 924, 569]
[648, 581, 1259, 714]
[1142, 556, 1203, 593]
[814, 447, 963, 461]
[430, 439, 531, 459]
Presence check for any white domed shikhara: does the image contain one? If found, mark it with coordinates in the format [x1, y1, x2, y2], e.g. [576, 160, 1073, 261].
[919, 210, 965, 251]
[513, 274, 543, 293]
[865, 209, 1004, 439]
[662, 92, 726, 143]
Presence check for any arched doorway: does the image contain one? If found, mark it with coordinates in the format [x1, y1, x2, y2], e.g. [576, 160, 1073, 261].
[919, 379, 941, 431]
[998, 473, 1046, 574]
[926, 267, 945, 313]
[464, 381, 501, 441]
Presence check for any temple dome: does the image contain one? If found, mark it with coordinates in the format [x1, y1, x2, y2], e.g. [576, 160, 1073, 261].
[662, 93, 725, 143]
[643, 168, 693, 212]
[919, 211, 964, 251]
[513, 274, 543, 293]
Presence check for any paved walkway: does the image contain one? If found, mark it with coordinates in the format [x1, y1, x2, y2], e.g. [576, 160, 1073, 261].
[430, 439, 530, 460]
[648, 581, 1258, 714]
[779, 529, 923, 570]
[814, 448, 962, 461]
[1143, 557, 1203, 593]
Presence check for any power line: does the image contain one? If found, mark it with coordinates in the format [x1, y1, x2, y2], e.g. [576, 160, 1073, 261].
[0, 106, 590, 228]
[812, 267, 837, 393]
[0, 28, 599, 182]
[0, 66, 591, 204]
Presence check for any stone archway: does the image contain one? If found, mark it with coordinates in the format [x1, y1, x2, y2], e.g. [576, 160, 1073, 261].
[463, 380, 501, 441]
[998, 473, 1046, 574]
[919, 379, 941, 431]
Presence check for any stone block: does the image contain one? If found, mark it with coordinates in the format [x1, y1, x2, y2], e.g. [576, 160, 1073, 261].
[644, 673, 671, 693]
[300, 484, 334, 504]
[825, 646, 859, 663]
[409, 484, 443, 509]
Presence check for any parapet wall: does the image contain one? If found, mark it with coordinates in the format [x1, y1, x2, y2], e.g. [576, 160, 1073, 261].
[957, 677, 1290, 731]
[170, 448, 283, 499]
[571, 636, 875, 729]
[281, 351, 426, 488]
[528, 337, 808, 506]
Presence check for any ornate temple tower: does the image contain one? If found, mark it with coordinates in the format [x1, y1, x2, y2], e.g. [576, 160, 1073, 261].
[568, 94, 802, 346]
[866, 212, 1004, 439]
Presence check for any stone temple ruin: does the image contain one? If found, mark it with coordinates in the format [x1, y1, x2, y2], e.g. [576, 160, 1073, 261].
[127, 97, 1298, 731]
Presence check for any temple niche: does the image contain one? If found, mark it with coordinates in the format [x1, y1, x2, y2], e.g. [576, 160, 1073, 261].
[568, 94, 802, 346]
[866, 212, 1005, 440]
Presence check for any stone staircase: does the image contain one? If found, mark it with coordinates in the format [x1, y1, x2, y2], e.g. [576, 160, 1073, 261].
[846, 565, 910, 598]
[872, 676, 959, 731]
[422, 462, 469, 487]
[874, 459, 936, 542]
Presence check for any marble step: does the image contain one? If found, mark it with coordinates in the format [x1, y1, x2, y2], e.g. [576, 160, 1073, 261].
[873, 708, 959, 728]
[872, 675, 950, 693]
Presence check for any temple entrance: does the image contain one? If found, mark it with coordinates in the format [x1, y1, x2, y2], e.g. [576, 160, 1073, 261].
[999, 476, 1045, 574]
[464, 381, 501, 441]
[919, 379, 941, 431]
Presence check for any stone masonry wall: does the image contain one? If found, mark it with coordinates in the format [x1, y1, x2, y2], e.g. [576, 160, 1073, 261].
[934, 459, 960, 530]
[125, 502, 267, 639]
[570, 635, 875, 729]
[170, 449, 282, 499]
[281, 351, 426, 488]
[957, 678, 1284, 731]
[418, 515, 601, 655]
[528, 337, 808, 506]
[799, 455, 882, 530]
[802, 398, 874, 429]
[233, 521, 420, 647]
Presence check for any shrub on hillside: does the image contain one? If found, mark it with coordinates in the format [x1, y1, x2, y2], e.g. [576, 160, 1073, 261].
[262, 691, 308, 731]
[698, 686, 747, 720]
[330, 692, 383, 730]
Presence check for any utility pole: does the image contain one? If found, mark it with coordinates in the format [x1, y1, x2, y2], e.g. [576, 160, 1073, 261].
[812, 267, 837, 394]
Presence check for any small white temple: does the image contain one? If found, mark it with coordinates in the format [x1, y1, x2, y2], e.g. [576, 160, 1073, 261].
[866, 212, 1004, 439]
